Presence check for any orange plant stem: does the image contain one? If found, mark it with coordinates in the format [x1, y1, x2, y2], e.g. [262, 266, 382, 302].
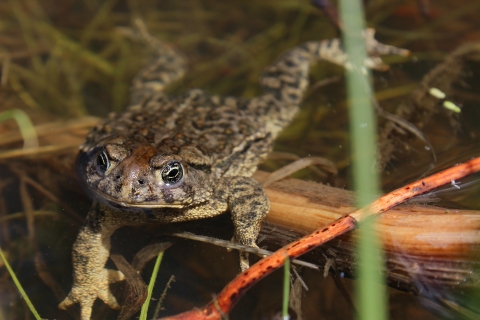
[160, 156, 480, 320]
[351, 156, 480, 220]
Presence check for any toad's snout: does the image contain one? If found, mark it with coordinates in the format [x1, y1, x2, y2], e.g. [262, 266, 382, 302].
[99, 145, 157, 201]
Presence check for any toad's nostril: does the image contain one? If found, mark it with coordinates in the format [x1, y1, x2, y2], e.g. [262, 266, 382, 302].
[138, 179, 145, 185]
[115, 175, 121, 180]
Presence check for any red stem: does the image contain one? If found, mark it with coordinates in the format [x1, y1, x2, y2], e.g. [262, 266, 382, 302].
[352, 156, 480, 220]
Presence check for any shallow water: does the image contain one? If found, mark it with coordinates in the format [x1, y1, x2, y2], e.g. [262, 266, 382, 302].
[1, 0, 480, 319]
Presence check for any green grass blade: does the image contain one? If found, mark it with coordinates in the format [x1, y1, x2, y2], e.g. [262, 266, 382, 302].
[0, 247, 41, 320]
[282, 256, 291, 319]
[139, 251, 164, 320]
[0, 109, 38, 149]
[338, 0, 387, 319]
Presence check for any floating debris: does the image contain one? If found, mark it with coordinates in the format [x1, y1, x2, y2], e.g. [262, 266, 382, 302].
[428, 87, 446, 99]
[443, 100, 461, 113]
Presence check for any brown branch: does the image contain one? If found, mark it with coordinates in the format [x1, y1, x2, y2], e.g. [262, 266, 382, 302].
[160, 156, 480, 320]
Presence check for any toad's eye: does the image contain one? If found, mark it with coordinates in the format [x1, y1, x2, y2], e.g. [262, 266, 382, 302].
[161, 161, 184, 186]
[95, 149, 110, 176]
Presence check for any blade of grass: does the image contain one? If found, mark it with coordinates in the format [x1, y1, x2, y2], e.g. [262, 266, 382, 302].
[338, 1, 387, 320]
[8, 0, 45, 76]
[0, 247, 41, 320]
[140, 251, 164, 320]
[282, 256, 291, 319]
[9, 63, 69, 109]
[38, 21, 115, 76]
[0, 109, 38, 149]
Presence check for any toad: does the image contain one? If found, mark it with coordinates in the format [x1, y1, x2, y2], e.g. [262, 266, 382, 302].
[59, 23, 408, 319]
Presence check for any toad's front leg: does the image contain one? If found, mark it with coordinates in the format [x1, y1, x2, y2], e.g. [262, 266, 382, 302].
[226, 176, 270, 271]
[58, 202, 125, 320]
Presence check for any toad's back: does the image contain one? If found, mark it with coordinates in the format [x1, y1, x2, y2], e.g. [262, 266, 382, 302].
[81, 89, 274, 177]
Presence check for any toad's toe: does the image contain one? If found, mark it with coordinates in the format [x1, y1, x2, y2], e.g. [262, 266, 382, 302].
[107, 268, 125, 283]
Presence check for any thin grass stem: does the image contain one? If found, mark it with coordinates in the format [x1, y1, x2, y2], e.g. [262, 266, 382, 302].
[339, 0, 387, 319]
[0, 109, 38, 149]
[140, 251, 164, 320]
[282, 256, 291, 319]
[0, 247, 41, 320]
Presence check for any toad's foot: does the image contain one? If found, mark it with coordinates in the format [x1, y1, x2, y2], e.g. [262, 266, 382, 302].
[58, 268, 125, 320]
[239, 243, 260, 272]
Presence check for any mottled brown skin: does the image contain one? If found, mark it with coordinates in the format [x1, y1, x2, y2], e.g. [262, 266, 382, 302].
[58, 25, 409, 319]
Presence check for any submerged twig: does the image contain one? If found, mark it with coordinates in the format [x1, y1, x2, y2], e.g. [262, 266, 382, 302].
[152, 275, 176, 319]
[262, 156, 337, 187]
[172, 232, 321, 271]
[19, 178, 35, 242]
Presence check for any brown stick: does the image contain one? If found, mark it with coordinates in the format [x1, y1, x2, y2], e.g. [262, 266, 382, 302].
[160, 156, 480, 320]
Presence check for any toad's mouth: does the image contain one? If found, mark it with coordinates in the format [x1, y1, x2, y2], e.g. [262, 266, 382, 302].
[93, 189, 189, 209]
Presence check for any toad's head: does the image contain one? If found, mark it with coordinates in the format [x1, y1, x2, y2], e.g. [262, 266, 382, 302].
[77, 142, 214, 209]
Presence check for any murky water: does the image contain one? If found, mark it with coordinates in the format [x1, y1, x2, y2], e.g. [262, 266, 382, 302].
[1, 0, 480, 319]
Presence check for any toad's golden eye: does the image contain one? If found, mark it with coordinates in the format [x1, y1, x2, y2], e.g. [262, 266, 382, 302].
[95, 149, 110, 176]
[161, 161, 184, 186]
